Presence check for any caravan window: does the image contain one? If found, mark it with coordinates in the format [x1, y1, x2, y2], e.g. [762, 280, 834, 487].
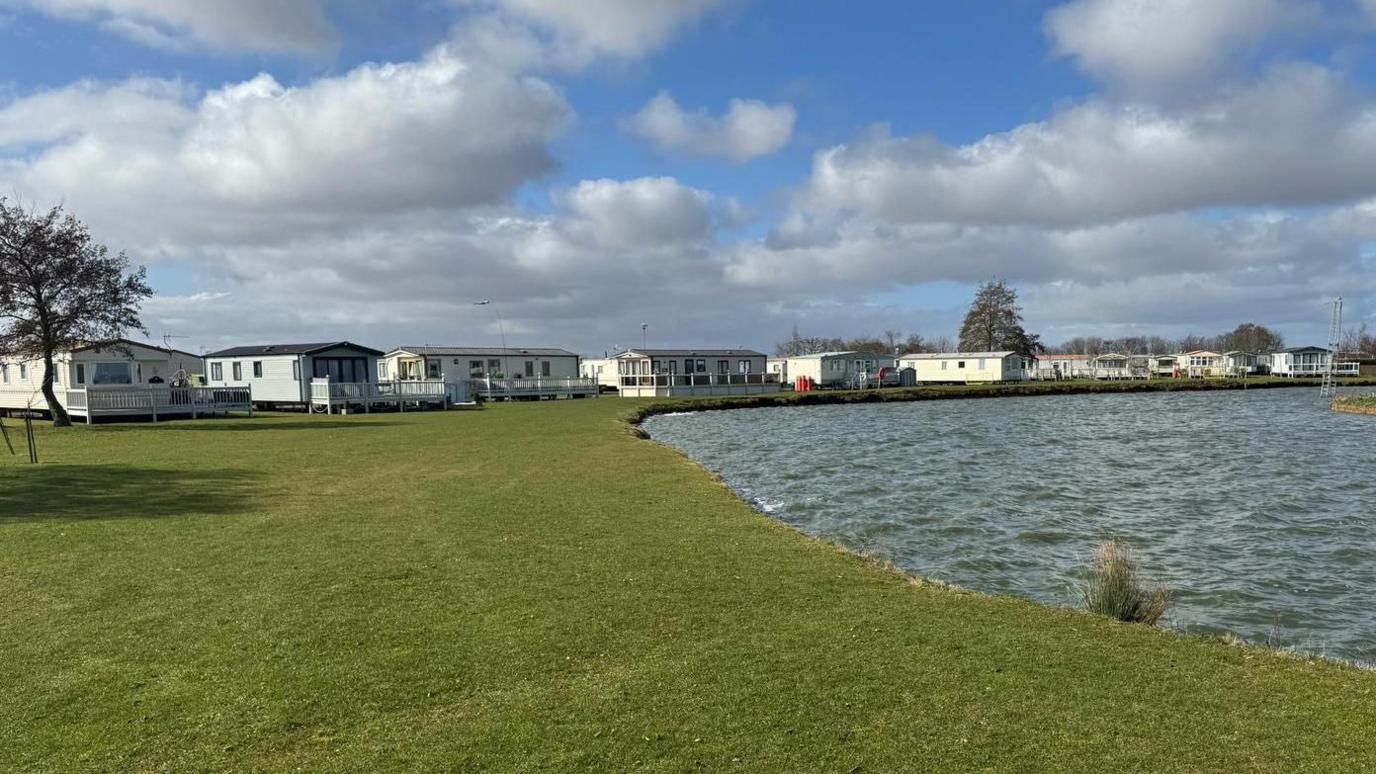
[252, 361, 263, 378]
[92, 362, 132, 385]
[469, 360, 484, 377]
[293, 360, 301, 381]
[52, 365, 60, 384]
[541, 361, 551, 377]
[428, 360, 442, 379]
[232, 362, 242, 381]
[211, 362, 223, 381]
[0, 364, 6, 383]
[718, 360, 729, 374]
[18, 364, 27, 380]
[739, 360, 752, 373]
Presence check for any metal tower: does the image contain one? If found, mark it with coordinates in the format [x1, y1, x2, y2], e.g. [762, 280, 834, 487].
[1321, 296, 1343, 399]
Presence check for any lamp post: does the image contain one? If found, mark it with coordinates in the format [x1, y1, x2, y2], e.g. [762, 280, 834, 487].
[474, 300, 509, 381]
[641, 323, 648, 350]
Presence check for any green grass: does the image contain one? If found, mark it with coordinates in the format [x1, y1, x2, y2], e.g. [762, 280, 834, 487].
[1333, 393, 1376, 414]
[3, 397, 1376, 772]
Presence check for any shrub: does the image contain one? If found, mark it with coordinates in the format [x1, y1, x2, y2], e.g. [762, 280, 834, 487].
[1081, 540, 1172, 626]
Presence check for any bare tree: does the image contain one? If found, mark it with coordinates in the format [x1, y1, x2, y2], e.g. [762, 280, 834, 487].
[0, 200, 153, 426]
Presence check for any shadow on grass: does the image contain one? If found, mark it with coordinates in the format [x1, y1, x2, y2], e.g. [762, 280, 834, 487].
[0, 465, 267, 521]
[97, 420, 404, 432]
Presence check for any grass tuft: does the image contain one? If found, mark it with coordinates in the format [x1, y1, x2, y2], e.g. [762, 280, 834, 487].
[1081, 540, 1173, 626]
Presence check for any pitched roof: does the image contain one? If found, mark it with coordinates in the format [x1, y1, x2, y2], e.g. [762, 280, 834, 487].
[614, 348, 767, 358]
[787, 350, 891, 359]
[898, 351, 1017, 359]
[1280, 345, 1332, 354]
[203, 341, 383, 358]
[388, 345, 577, 358]
[1033, 353, 1090, 360]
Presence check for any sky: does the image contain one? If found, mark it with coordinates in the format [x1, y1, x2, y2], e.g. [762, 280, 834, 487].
[2, 0, 1375, 356]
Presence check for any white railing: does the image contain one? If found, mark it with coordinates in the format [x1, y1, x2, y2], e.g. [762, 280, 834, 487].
[470, 377, 599, 398]
[309, 379, 452, 412]
[1283, 362, 1360, 376]
[61, 385, 253, 422]
[617, 372, 781, 388]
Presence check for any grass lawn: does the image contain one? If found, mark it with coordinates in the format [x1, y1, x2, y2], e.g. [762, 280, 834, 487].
[3, 396, 1375, 772]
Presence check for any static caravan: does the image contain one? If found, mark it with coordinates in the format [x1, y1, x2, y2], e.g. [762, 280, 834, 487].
[611, 348, 779, 397]
[203, 342, 384, 406]
[1270, 346, 1358, 378]
[1222, 351, 1260, 376]
[1179, 350, 1224, 378]
[1092, 353, 1132, 379]
[380, 346, 592, 400]
[767, 357, 789, 384]
[1, 339, 176, 412]
[381, 346, 580, 382]
[0, 340, 250, 422]
[784, 351, 895, 388]
[898, 351, 1034, 383]
[581, 357, 619, 390]
[1033, 354, 1092, 380]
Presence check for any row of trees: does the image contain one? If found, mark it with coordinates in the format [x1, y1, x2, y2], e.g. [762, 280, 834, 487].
[1, 200, 152, 426]
[774, 327, 956, 357]
[777, 280, 1043, 358]
[1343, 323, 1376, 355]
[1055, 322, 1286, 357]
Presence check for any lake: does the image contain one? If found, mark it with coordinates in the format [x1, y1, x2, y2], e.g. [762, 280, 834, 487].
[644, 387, 1376, 661]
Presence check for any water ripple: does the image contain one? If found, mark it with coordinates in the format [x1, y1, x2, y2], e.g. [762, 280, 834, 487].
[644, 388, 1376, 662]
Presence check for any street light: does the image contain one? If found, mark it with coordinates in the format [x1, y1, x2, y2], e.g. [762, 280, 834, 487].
[640, 323, 648, 350]
[474, 300, 509, 380]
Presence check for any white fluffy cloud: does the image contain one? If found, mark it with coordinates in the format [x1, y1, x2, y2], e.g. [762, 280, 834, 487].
[457, 0, 734, 66]
[798, 64, 1376, 228]
[0, 0, 336, 54]
[0, 43, 571, 247]
[1044, 0, 1315, 96]
[625, 91, 795, 161]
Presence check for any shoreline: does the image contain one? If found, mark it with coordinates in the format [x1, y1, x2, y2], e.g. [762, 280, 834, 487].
[630, 379, 1376, 668]
[1333, 395, 1376, 415]
[624, 375, 1376, 426]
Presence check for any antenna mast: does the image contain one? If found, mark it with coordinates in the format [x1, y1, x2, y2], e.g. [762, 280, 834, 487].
[1321, 296, 1343, 399]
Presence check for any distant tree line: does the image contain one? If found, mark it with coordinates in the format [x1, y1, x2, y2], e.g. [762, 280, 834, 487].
[774, 326, 955, 357]
[775, 280, 1039, 357]
[1342, 323, 1376, 355]
[774, 280, 1371, 361]
[1054, 322, 1286, 356]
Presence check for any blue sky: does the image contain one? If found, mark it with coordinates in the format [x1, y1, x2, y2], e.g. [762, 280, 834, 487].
[1, 0, 1374, 353]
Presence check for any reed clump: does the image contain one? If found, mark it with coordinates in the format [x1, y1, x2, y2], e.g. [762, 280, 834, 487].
[1081, 540, 1172, 626]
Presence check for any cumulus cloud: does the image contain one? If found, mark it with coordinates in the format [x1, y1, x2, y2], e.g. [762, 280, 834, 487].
[798, 64, 1376, 228]
[1044, 0, 1316, 96]
[0, 0, 337, 54]
[0, 43, 571, 247]
[456, 0, 734, 66]
[625, 91, 795, 161]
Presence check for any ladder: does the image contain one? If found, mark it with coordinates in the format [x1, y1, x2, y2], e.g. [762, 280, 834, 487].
[1321, 296, 1343, 399]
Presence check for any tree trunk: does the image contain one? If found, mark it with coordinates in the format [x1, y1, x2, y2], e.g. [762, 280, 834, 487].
[40, 351, 70, 427]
